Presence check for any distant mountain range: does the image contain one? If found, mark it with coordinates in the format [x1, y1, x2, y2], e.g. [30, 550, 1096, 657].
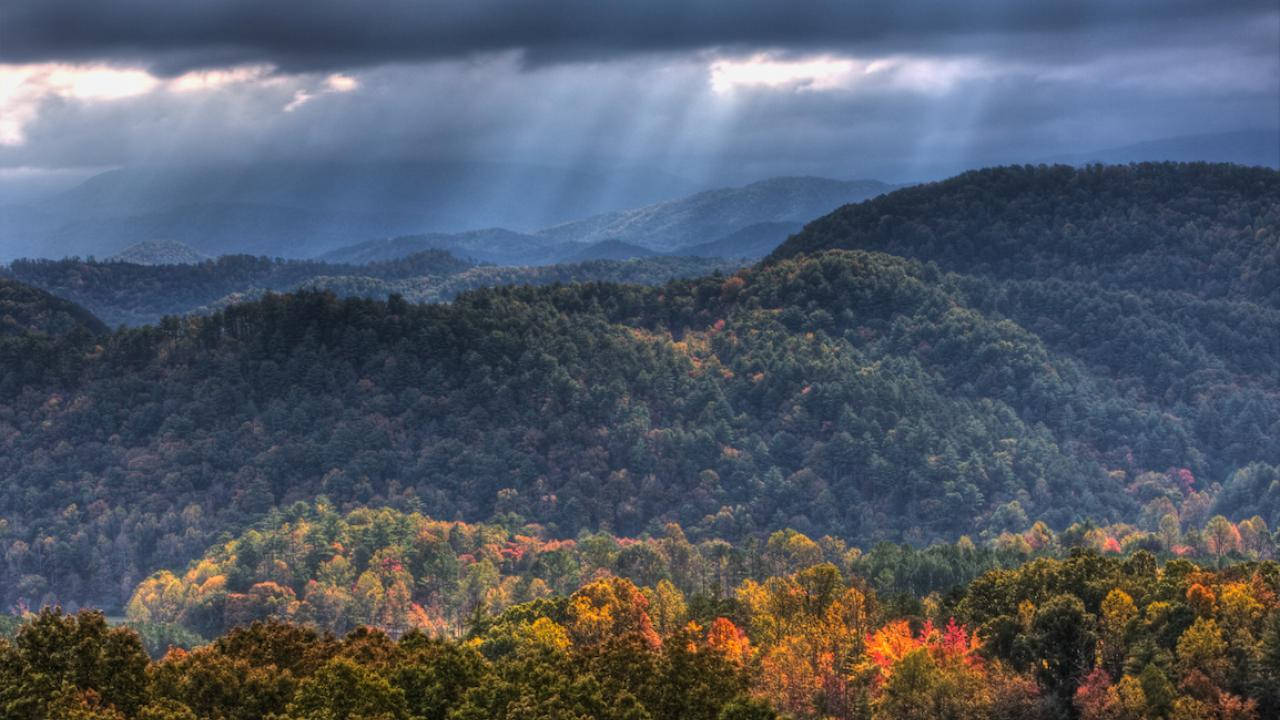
[316, 228, 563, 266]
[5, 162, 1278, 614]
[3, 130, 1272, 264]
[534, 177, 893, 252]
[0, 161, 698, 261]
[680, 221, 805, 258]
[319, 177, 892, 265]
[6, 250, 741, 327]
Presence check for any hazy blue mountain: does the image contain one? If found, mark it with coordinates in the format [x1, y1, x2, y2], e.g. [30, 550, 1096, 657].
[562, 239, 657, 262]
[314, 176, 891, 266]
[318, 228, 566, 266]
[2, 161, 699, 260]
[108, 240, 210, 265]
[680, 220, 804, 258]
[536, 177, 893, 252]
[7, 250, 738, 327]
[0, 204, 62, 260]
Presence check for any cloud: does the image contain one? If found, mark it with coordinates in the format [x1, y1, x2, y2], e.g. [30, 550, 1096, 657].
[0, 63, 158, 143]
[0, 1, 1274, 187]
[1, 1, 1273, 73]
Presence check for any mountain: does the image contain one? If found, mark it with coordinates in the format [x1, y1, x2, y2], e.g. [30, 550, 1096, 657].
[1043, 129, 1280, 168]
[0, 277, 107, 338]
[536, 177, 894, 252]
[681, 221, 803, 259]
[771, 161, 1280, 492]
[8, 252, 740, 327]
[6, 250, 473, 327]
[563, 239, 657, 262]
[0, 250, 1115, 611]
[314, 176, 893, 266]
[771, 163, 1280, 305]
[0, 278, 107, 397]
[2, 200, 421, 261]
[318, 228, 564, 266]
[199, 256, 742, 316]
[2, 163, 1276, 618]
[109, 240, 209, 266]
[1, 161, 699, 260]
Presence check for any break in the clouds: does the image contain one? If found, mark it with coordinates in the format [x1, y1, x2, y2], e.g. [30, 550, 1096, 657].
[0, 0, 1276, 186]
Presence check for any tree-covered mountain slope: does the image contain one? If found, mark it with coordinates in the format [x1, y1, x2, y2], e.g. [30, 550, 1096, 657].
[124, 501, 1278, 644]
[5, 250, 474, 327]
[771, 163, 1279, 305]
[5, 253, 739, 327]
[769, 163, 1280, 482]
[3, 163, 1276, 618]
[0, 277, 107, 338]
[0, 277, 108, 403]
[0, 248, 1203, 610]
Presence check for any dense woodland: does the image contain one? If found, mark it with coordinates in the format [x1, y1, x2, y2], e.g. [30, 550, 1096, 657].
[1, 162, 1277, 623]
[3, 253, 736, 327]
[4, 548, 1279, 720]
[771, 163, 1279, 305]
[123, 504, 1276, 644]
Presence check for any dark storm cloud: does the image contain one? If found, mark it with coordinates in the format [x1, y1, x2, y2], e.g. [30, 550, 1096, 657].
[2, 0, 1273, 73]
[1, 0, 1275, 196]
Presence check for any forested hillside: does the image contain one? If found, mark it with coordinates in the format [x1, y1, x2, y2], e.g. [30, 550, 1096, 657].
[770, 162, 1280, 509]
[1, 163, 1277, 619]
[0, 278, 108, 397]
[125, 503, 1277, 644]
[771, 163, 1279, 305]
[4, 251, 470, 327]
[0, 277, 107, 338]
[4, 254, 738, 327]
[0, 252, 1232, 611]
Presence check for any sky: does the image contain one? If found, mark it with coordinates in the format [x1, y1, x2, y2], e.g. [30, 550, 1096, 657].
[0, 0, 1277, 194]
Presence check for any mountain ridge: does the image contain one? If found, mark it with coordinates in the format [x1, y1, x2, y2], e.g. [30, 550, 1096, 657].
[536, 176, 894, 252]
[2, 163, 1276, 618]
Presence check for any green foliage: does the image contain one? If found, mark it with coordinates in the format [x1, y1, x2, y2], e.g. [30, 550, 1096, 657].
[0, 609, 149, 720]
[1, 162, 1277, 622]
[772, 163, 1280, 305]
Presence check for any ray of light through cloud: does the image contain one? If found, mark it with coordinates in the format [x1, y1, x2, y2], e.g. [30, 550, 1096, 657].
[0, 1, 1273, 196]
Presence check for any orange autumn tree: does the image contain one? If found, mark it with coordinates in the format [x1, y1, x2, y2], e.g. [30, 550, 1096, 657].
[863, 618, 983, 686]
[705, 617, 753, 667]
[863, 619, 990, 720]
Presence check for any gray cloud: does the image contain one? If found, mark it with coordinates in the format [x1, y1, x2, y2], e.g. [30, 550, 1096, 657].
[2, 0, 1274, 73]
[0, 1, 1275, 196]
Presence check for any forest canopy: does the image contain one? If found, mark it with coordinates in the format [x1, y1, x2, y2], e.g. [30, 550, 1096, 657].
[5, 546, 1279, 720]
[1, 163, 1277, 620]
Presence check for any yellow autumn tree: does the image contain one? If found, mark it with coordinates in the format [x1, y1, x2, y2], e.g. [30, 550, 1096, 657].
[566, 576, 660, 649]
